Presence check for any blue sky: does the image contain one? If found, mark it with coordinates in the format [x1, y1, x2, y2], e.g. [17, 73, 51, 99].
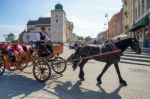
[0, 0, 122, 41]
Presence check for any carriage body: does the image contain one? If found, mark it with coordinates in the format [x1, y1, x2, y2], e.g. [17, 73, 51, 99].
[0, 43, 66, 82]
[52, 44, 63, 55]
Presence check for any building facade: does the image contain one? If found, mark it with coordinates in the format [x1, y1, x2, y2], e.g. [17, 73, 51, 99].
[122, 0, 134, 36]
[19, 3, 74, 43]
[108, 9, 123, 38]
[123, 0, 150, 47]
[97, 30, 107, 42]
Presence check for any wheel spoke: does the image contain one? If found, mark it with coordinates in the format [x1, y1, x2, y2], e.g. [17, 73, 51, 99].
[35, 67, 40, 71]
[42, 72, 48, 80]
[42, 65, 47, 69]
[36, 72, 41, 78]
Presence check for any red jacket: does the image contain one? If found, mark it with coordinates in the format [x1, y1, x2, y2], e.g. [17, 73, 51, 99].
[0, 44, 7, 50]
[11, 44, 20, 52]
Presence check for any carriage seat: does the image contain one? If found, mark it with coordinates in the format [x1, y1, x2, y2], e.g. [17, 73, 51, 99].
[0, 44, 7, 50]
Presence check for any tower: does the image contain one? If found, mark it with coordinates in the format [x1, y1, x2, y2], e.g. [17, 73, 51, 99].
[51, 3, 66, 43]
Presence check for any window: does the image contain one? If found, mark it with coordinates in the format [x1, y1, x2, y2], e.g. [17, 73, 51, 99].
[147, 0, 150, 9]
[135, 8, 138, 20]
[124, 0, 127, 6]
[56, 19, 58, 23]
[138, 4, 140, 17]
[142, 0, 145, 14]
[124, 11, 128, 17]
[140, 34, 143, 38]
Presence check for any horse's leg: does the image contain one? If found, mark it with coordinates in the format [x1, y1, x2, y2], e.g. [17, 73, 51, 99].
[114, 63, 127, 86]
[97, 62, 112, 85]
[79, 59, 88, 81]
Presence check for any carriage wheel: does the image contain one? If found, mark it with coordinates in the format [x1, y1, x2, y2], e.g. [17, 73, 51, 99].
[0, 56, 5, 76]
[33, 60, 51, 82]
[52, 57, 66, 74]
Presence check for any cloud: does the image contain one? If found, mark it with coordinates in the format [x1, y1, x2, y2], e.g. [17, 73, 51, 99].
[0, 24, 25, 41]
[0, 24, 25, 29]
[68, 16, 104, 37]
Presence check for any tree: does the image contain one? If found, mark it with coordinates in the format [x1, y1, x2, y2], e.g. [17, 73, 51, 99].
[77, 36, 84, 41]
[85, 36, 92, 41]
[5, 33, 16, 43]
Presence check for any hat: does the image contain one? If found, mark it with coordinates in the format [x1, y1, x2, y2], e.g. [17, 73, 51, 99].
[40, 27, 46, 30]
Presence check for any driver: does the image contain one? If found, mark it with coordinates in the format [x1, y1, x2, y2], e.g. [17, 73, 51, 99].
[36, 27, 53, 54]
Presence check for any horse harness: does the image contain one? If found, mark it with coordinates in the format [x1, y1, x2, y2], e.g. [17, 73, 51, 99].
[105, 40, 123, 57]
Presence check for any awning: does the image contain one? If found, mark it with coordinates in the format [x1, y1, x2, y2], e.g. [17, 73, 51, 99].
[113, 33, 128, 40]
[129, 13, 149, 32]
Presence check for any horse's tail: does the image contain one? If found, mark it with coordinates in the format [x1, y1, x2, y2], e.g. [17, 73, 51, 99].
[67, 47, 81, 71]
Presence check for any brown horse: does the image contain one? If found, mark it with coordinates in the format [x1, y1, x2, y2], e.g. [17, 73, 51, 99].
[68, 38, 141, 86]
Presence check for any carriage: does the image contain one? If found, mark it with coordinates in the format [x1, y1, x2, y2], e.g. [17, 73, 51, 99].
[0, 38, 142, 86]
[0, 42, 67, 82]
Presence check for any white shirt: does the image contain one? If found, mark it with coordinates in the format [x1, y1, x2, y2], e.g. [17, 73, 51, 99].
[35, 32, 50, 41]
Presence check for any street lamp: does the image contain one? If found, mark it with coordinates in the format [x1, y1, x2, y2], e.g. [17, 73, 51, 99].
[105, 13, 109, 40]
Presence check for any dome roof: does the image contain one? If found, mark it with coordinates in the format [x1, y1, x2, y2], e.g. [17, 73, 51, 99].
[55, 3, 63, 11]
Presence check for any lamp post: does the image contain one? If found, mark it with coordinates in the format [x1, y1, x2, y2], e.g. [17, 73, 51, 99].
[105, 13, 109, 40]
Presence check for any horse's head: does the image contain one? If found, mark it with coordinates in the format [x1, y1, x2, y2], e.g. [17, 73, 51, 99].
[130, 38, 141, 54]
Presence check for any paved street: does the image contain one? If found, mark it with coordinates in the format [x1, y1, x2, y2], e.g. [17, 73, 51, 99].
[0, 46, 150, 99]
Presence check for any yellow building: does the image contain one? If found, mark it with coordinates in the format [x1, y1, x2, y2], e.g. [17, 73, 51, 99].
[123, 0, 150, 47]
[122, 0, 134, 36]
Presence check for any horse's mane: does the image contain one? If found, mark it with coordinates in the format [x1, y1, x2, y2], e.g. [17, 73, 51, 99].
[115, 38, 133, 52]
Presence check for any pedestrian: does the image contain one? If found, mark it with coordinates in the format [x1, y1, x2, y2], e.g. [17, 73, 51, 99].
[74, 42, 79, 51]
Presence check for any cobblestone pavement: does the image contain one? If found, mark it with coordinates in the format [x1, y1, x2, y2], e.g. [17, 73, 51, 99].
[0, 46, 150, 99]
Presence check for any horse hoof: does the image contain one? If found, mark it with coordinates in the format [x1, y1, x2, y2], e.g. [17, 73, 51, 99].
[79, 75, 85, 81]
[80, 78, 85, 81]
[120, 81, 127, 86]
[79, 77, 85, 81]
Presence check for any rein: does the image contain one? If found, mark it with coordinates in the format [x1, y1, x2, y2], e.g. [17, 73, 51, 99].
[67, 49, 121, 63]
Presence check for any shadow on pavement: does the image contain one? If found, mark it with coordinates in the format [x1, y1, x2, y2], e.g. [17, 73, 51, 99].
[0, 74, 45, 99]
[44, 80, 124, 99]
[50, 73, 63, 80]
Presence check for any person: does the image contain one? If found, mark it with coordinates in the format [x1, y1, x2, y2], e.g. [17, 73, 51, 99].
[74, 42, 79, 51]
[36, 27, 53, 54]
[16, 41, 25, 53]
[5, 41, 24, 69]
[6, 42, 14, 56]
